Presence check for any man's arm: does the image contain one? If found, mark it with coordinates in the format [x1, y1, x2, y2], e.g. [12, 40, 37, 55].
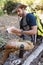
[10, 25, 37, 36]
[21, 26, 37, 35]
[22, 13, 37, 35]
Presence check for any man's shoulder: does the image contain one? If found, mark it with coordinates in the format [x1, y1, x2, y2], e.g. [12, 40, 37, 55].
[26, 13, 36, 21]
[26, 13, 35, 18]
[26, 13, 37, 26]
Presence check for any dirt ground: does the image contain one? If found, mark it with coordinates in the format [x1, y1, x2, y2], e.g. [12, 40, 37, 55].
[0, 14, 20, 59]
[0, 14, 20, 40]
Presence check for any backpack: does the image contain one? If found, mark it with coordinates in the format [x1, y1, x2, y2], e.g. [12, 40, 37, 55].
[33, 13, 43, 37]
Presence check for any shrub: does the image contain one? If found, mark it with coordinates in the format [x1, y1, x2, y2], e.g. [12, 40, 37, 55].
[0, 9, 4, 16]
[3, 1, 18, 14]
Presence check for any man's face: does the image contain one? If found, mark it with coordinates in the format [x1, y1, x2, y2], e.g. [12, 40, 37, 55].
[17, 8, 23, 17]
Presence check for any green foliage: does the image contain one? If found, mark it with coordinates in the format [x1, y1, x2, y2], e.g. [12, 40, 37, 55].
[3, 1, 18, 14]
[26, 0, 34, 6]
[0, 38, 4, 43]
[0, 0, 6, 8]
[0, 37, 6, 48]
[0, 0, 43, 14]
[0, 9, 4, 16]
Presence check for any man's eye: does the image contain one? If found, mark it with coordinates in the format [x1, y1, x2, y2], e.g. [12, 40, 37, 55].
[17, 10, 20, 12]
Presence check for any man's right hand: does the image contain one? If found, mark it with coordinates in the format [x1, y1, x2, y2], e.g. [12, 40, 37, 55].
[7, 26, 21, 36]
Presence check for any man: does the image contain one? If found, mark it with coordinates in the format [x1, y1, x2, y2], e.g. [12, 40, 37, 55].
[0, 3, 37, 65]
[9, 3, 37, 41]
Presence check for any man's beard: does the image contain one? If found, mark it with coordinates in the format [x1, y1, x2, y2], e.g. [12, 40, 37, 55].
[18, 14, 22, 17]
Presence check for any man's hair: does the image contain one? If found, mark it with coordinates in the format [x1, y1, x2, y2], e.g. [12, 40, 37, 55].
[12, 3, 27, 13]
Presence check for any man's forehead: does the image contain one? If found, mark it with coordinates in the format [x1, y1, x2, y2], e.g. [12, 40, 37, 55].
[17, 8, 22, 11]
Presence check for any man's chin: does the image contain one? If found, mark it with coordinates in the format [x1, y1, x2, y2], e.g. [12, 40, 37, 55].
[20, 16, 22, 17]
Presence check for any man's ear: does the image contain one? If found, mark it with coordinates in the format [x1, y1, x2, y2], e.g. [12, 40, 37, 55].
[22, 8, 25, 13]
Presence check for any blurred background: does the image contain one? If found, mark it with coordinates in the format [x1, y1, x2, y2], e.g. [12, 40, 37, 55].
[0, 0, 43, 16]
[0, 0, 43, 65]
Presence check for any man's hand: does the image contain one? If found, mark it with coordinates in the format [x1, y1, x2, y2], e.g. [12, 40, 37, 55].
[7, 26, 21, 36]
